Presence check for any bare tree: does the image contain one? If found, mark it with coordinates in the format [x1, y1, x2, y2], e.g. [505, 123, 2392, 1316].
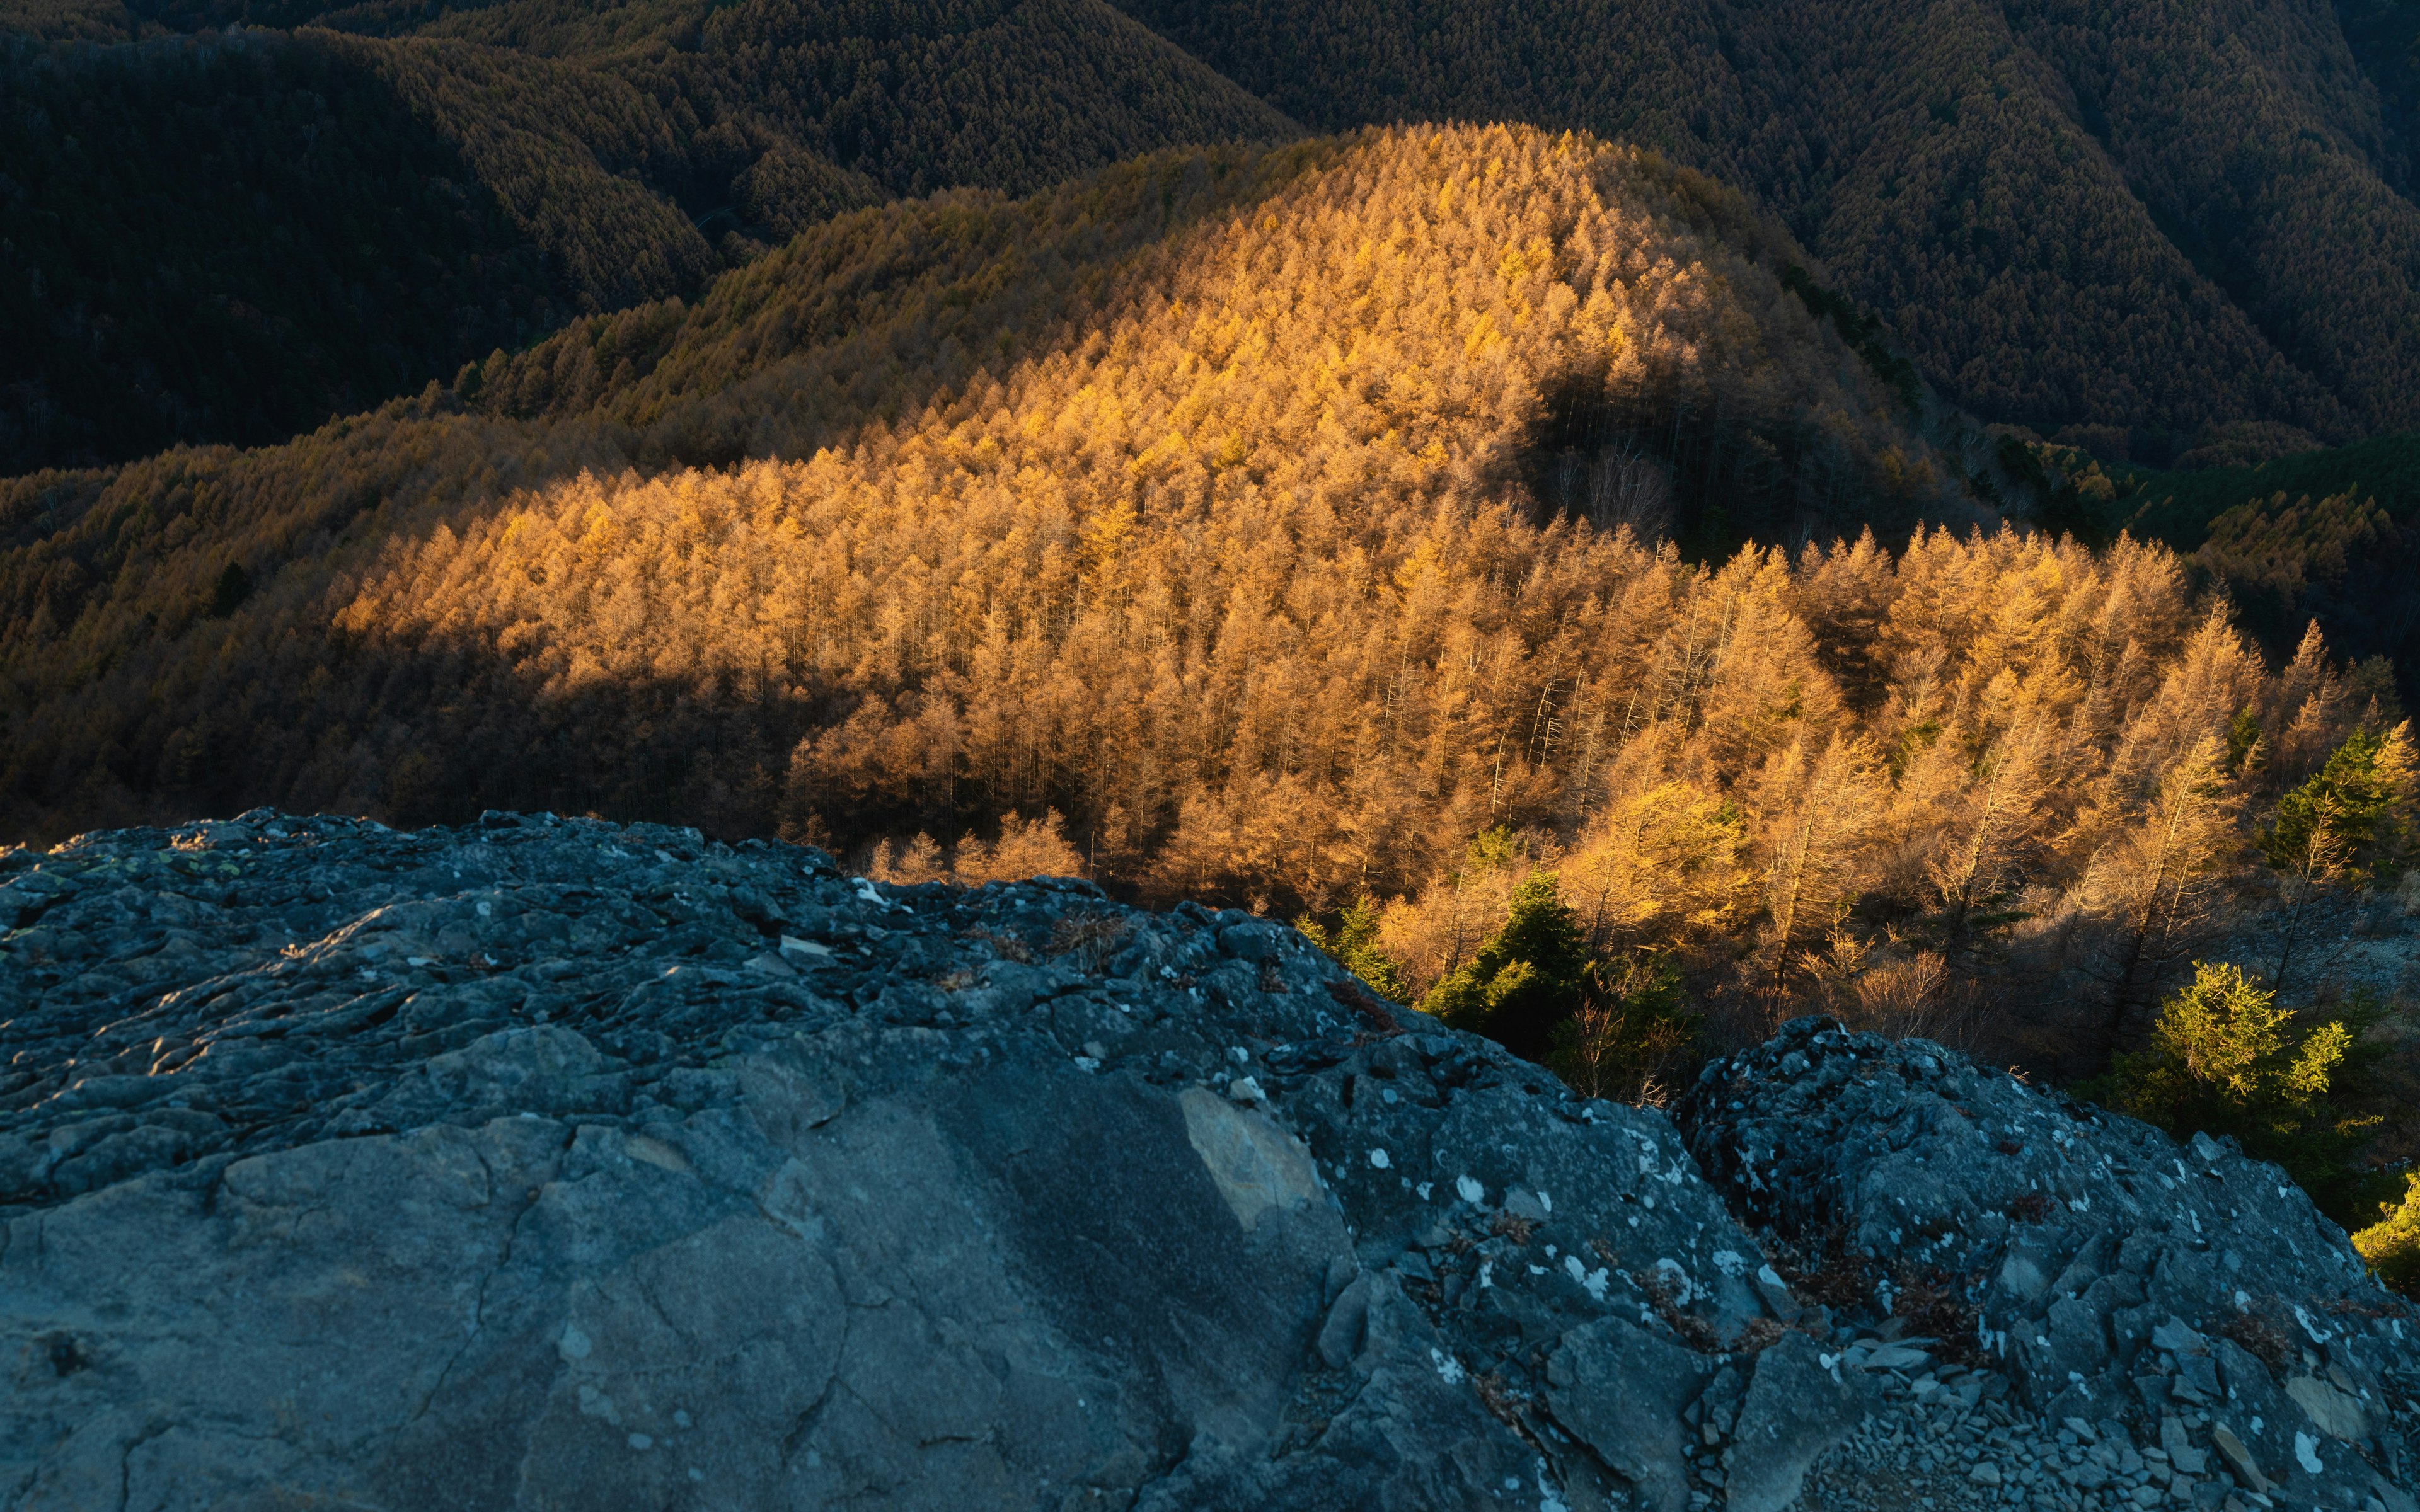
[1927, 709, 2056, 933]
[1584, 436, 1674, 542]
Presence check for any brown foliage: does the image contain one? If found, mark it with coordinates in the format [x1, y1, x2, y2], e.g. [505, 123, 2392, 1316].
[1, 125, 2402, 1085]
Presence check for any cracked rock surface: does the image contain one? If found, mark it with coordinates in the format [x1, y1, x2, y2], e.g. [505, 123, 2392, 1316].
[1681, 1016, 2420, 1512]
[4, 812, 2417, 1511]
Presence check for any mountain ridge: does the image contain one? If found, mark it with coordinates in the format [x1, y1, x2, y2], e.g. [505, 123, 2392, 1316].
[1110, 0, 2420, 452]
[16, 0, 2420, 473]
[0, 0, 1294, 472]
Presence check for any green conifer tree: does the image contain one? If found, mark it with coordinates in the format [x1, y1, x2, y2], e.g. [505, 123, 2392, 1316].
[1298, 892, 1411, 1003]
[2101, 961, 2389, 1224]
[2354, 1174, 2420, 1297]
[2261, 723, 2416, 990]
[1419, 873, 1590, 1062]
[2262, 723, 2417, 885]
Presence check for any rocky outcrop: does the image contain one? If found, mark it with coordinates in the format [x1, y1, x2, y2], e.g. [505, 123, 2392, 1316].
[1681, 1016, 2420, 1512]
[0, 811, 1829, 1511]
[2, 811, 2415, 1511]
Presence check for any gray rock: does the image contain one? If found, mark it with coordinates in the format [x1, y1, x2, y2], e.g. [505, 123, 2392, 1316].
[2211, 1423, 2269, 1492]
[11, 818, 2419, 1510]
[0, 811, 1777, 1511]
[1317, 1273, 1373, 1369]
[1722, 1334, 1868, 1512]
[1678, 1013, 2420, 1512]
[1545, 1317, 1708, 1512]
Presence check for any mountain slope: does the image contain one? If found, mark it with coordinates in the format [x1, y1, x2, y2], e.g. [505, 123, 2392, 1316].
[2099, 431, 2420, 690]
[0, 126, 1962, 848]
[2342, 0, 2420, 190]
[0, 27, 864, 472]
[0, 0, 1294, 472]
[23, 0, 2420, 469]
[0, 32, 575, 472]
[1112, 0, 2420, 452]
[611, 0, 1299, 200]
[107, 0, 1305, 203]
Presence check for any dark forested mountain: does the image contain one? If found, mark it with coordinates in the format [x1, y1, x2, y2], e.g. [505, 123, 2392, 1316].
[2342, 0, 2420, 190]
[17, 0, 1298, 199]
[1111, 0, 2420, 459]
[1, 33, 570, 472]
[15, 0, 2420, 473]
[0, 0, 1290, 472]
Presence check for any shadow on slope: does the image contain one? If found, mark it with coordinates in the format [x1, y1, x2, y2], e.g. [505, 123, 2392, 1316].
[0, 32, 562, 472]
[0, 0, 1293, 474]
[0, 25, 884, 474]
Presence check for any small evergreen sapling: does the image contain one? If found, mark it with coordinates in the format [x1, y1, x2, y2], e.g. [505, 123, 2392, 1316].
[1298, 892, 1410, 1004]
[2099, 961, 2391, 1227]
[1419, 873, 1591, 1062]
[2354, 1174, 2420, 1296]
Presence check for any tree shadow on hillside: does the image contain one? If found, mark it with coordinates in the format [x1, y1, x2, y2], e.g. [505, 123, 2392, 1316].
[1512, 369, 1931, 558]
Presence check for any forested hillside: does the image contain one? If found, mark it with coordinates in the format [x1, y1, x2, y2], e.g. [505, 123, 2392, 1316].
[2131, 432, 2420, 556]
[2342, 0, 2420, 190]
[0, 31, 660, 473]
[16, 0, 2420, 474]
[2008, 430, 2420, 707]
[0, 0, 1290, 471]
[0, 127, 1961, 840]
[3, 0, 1295, 194]
[1112, 0, 2420, 455]
[0, 26, 818, 472]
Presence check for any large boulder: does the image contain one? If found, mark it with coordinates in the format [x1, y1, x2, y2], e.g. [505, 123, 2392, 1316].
[1678, 1014, 2420, 1511]
[1, 811, 1816, 1511]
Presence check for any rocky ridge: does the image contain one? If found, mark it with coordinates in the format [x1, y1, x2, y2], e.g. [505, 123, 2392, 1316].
[0, 810, 2414, 1511]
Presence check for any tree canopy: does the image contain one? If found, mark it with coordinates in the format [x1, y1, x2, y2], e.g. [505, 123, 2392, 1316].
[2100, 961, 2391, 1227]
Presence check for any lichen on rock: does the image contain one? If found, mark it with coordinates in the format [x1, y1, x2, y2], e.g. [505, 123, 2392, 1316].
[1679, 1014, 2420, 1510]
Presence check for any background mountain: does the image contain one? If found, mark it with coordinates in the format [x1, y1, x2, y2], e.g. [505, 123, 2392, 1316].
[0, 0, 1291, 472]
[15, 0, 2420, 476]
[1112, 0, 2420, 461]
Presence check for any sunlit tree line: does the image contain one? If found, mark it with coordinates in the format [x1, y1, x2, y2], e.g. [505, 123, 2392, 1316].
[345, 442, 2404, 1093]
